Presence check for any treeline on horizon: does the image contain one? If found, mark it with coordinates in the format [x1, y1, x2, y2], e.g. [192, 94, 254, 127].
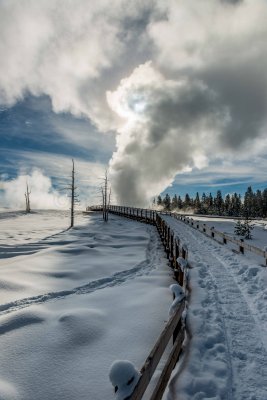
[155, 186, 267, 218]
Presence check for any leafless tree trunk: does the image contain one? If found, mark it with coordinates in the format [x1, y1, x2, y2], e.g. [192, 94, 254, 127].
[102, 170, 110, 222]
[67, 159, 79, 228]
[25, 183, 31, 213]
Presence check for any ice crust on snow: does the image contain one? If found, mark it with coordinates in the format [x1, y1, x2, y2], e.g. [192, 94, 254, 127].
[109, 360, 140, 400]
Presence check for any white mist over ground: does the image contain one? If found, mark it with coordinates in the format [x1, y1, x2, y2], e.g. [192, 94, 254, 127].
[1, 170, 69, 210]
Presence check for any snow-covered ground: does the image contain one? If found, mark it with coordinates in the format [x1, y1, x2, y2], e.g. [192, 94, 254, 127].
[0, 209, 87, 246]
[163, 215, 267, 400]
[0, 211, 173, 400]
[1, 210, 267, 400]
[189, 215, 267, 250]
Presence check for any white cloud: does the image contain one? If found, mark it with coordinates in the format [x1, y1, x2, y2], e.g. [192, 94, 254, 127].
[0, 0, 161, 131]
[1, 0, 267, 206]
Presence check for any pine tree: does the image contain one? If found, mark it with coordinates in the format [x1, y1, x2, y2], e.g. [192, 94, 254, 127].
[234, 220, 244, 236]
[224, 194, 231, 216]
[163, 193, 171, 210]
[234, 217, 254, 239]
[244, 186, 254, 217]
[255, 190, 263, 217]
[171, 194, 178, 210]
[184, 193, 191, 208]
[215, 190, 224, 215]
[177, 195, 183, 209]
[194, 192, 201, 213]
[208, 193, 214, 210]
[243, 216, 254, 239]
[157, 195, 162, 206]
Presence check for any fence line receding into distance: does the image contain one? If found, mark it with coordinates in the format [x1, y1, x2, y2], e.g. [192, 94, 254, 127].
[89, 205, 189, 400]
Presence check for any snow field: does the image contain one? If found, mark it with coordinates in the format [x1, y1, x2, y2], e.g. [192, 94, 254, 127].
[163, 215, 267, 400]
[0, 210, 87, 247]
[0, 212, 175, 400]
[189, 215, 267, 251]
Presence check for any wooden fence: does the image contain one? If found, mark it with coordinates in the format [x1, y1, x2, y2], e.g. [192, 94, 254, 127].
[90, 205, 189, 400]
[88, 205, 266, 265]
[167, 213, 267, 266]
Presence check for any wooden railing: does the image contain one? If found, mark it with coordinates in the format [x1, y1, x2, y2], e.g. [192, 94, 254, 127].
[129, 301, 185, 400]
[108, 206, 189, 287]
[166, 213, 267, 266]
[90, 205, 189, 399]
[88, 205, 266, 265]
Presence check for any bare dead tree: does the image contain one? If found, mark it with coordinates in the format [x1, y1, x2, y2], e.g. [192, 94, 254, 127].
[65, 159, 79, 228]
[101, 170, 111, 222]
[25, 182, 31, 213]
[92, 169, 111, 221]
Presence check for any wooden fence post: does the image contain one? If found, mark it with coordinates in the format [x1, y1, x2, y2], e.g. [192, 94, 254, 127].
[169, 232, 174, 268]
[239, 239, 244, 254]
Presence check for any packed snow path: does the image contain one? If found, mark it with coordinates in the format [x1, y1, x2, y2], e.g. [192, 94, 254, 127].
[163, 215, 267, 400]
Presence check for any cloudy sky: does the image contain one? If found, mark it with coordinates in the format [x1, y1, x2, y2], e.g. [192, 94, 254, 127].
[0, 0, 267, 208]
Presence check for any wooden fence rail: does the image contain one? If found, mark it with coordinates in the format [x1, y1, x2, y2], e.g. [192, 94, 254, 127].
[167, 213, 267, 266]
[89, 205, 266, 265]
[90, 205, 188, 400]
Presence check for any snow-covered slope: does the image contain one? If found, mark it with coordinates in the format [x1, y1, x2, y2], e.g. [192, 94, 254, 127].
[0, 212, 173, 400]
[0, 210, 87, 246]
[190, 215, 267, 250]
[163, 215, 267, 400]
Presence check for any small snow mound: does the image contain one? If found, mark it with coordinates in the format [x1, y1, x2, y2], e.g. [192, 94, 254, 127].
[0, 310, 45, 335]
[58, 308, 106, 346]
[0, 378, 19, 400]
[109, 360, 140, 400]
[169, 284, 185, 317]
[177, 257, 188, 272]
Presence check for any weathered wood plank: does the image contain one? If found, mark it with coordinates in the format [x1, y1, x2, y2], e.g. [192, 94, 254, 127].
[149, 329, 185, 400]
[128, 301, 185, 400]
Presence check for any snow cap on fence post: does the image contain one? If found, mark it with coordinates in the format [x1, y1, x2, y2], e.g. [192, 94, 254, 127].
[169, 284, 185, 317]
[177, 257, 188, 272]
[109, 360, 140, 400]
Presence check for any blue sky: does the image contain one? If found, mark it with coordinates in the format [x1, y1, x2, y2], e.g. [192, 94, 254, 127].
[0, 0, 267, 208]
[0, 94, 114, 179]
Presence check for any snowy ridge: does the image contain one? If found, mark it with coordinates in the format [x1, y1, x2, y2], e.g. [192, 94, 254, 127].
[163, 215, 267, 400]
